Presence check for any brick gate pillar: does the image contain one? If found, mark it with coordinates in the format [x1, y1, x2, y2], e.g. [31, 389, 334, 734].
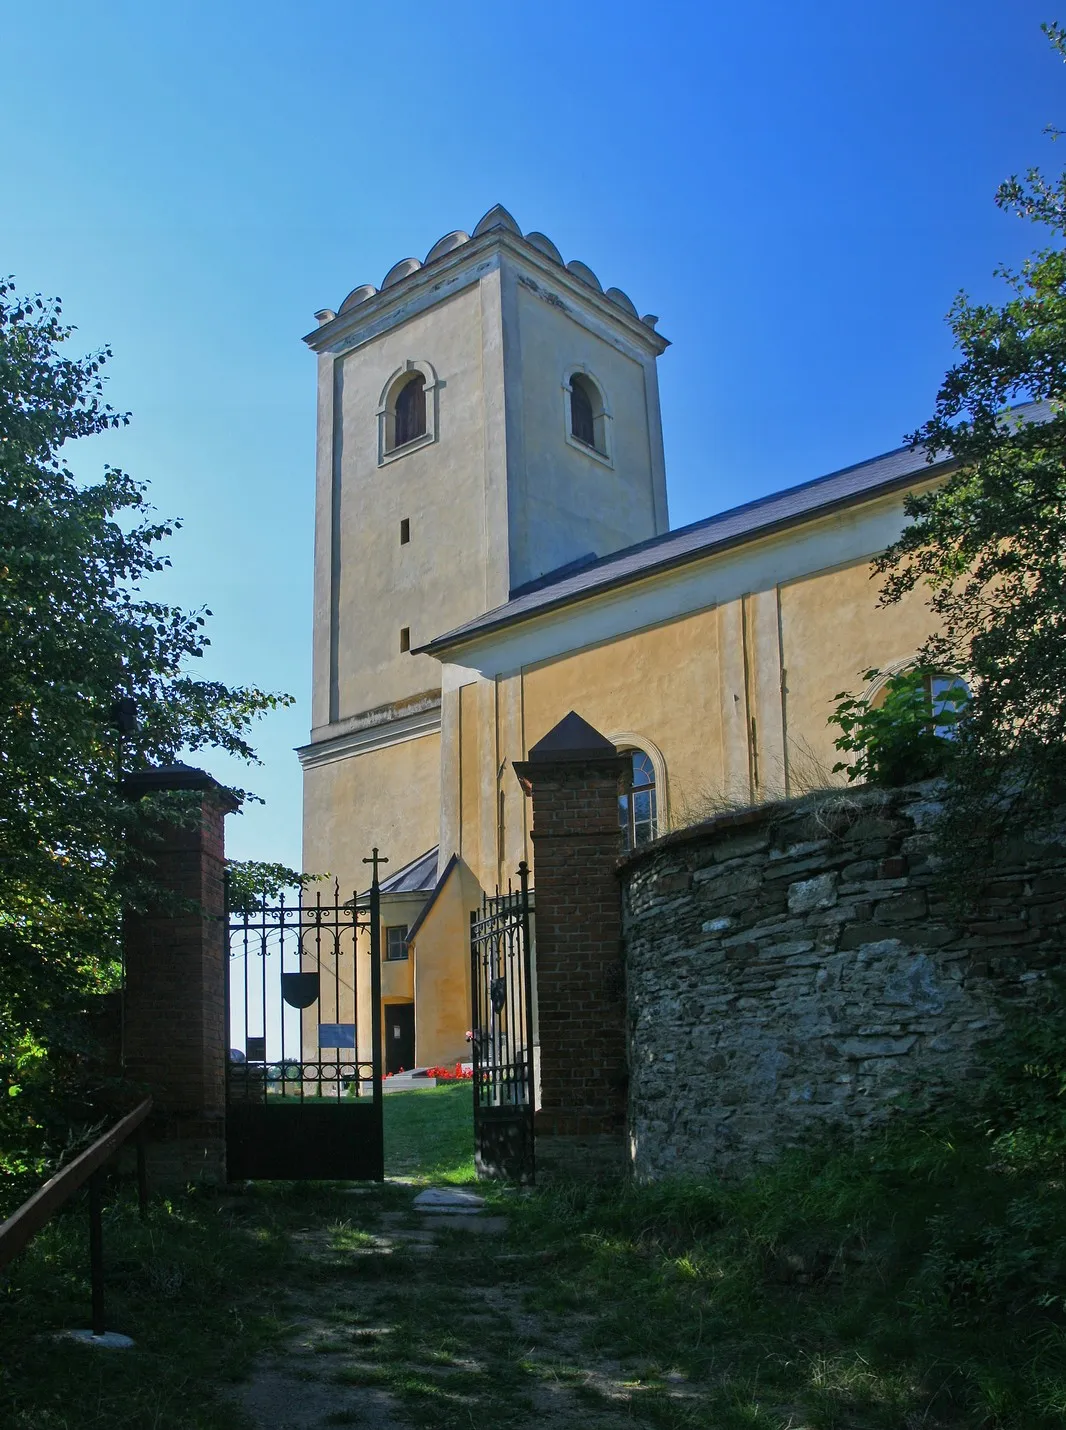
[122, 764, 238, 1187]
[514, 712, 630, 1181]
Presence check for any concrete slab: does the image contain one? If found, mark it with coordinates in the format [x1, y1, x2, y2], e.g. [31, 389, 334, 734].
[412, 1187, 484, 1211]
[419, 1214, 509, 1234]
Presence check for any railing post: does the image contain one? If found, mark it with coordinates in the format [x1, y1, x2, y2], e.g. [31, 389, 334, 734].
[518, 860, 537, 1144]
[135, 1128, 149, 1220]
[88, 1170, 105, 1338]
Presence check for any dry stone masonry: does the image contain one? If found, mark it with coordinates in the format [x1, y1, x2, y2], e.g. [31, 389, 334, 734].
[620, 784, 1066, 1180]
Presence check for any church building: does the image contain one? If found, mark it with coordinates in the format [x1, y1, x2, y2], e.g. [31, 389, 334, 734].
[298, 203, 946, 1074]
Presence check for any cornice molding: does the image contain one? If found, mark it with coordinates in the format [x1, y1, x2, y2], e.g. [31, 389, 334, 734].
[304, 229, 669, 361]
[297, 702, 442, 770]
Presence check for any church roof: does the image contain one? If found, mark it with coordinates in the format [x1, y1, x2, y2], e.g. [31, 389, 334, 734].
[417, 401, 1051, 657]
[377, 846, 440, 895]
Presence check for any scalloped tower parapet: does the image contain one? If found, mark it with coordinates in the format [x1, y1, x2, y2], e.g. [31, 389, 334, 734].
[566, 259, 603, 293]
[381, 257, 422, 289]
[605, 287, 638, 317]
[524, 231, 564, 265]
[472, 203, 522, 237]
[338, 284, 378, 315]
[325, 205, 661, 331]
[424, 230, 470, 263]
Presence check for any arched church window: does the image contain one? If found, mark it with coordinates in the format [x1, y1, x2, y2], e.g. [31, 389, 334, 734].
[868, 668, 971, 739]
[377, 361, 438, 466]
[393, 373, 426, 449]
[569, 374, 596, 448]
[619, 748, 658, 851]
[564, 369, 612, 464]
[928, 674, 970, 738]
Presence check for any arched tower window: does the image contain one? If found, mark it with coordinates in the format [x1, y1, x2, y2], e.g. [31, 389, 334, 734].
[563, 369, 612, 465]
[377, 361, 438, 465]
[618, 748, 658, 850]
[569, 374, 596, 447]
[393, 373, 426, 449]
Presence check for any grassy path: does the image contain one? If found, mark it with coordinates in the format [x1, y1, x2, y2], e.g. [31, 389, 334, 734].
[4, 1086, 1065, 1427]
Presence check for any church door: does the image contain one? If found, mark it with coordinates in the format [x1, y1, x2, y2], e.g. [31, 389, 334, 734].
[386, 1003, 415, 1075]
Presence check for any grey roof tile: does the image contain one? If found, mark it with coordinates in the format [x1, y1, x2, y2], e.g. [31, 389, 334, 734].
[378, 846, 440, 894]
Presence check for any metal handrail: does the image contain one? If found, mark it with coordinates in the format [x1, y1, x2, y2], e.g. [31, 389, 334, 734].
[0, 1097, 152, 1337]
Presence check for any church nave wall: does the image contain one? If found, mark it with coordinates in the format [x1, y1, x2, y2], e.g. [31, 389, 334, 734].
[301, 732, 441, 895]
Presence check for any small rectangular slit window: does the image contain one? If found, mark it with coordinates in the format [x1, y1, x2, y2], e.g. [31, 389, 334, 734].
[399, 627, 410, 653]
[400, 518, 410, 545]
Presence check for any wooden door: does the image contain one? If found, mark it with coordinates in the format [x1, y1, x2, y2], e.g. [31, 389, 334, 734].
[385, 1003, 415, 1075]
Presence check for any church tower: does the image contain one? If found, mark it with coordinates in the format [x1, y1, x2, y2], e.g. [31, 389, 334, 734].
[299, 204, 669, 891]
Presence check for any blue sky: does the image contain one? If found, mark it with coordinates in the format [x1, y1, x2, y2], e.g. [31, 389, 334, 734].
[2, 0, 1060, 872]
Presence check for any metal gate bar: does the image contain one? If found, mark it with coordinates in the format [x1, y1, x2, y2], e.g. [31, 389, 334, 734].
[225, 857, 385, 1181]
[470, 860, 535, 1182]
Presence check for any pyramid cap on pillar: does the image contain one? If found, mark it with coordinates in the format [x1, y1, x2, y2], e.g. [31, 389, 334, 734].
[123, 762, 240, 809]
[526, 712, 618, 763]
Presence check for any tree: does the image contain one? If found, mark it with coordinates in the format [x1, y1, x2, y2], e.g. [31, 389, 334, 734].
[0, 279, 290, 1192]
[875, 22, 1066, 863]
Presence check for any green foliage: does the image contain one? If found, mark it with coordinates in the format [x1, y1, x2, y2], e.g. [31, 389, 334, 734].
[876, 22, 1066, 845]
[505, 992, 1066, 1426]
[224, 859, 322, 916]
[0, 279, 291, 1196]
[828, 667, 966, 786]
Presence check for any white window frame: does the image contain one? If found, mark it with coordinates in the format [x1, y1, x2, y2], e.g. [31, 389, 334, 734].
[377, 359, 439, 467]
[562, 365, 613, 468]
[609, 732, 668, 847]
[384, 924, 410, 961]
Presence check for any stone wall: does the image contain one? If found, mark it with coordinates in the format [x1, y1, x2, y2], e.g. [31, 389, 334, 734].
[620, 784, 1066, 1180]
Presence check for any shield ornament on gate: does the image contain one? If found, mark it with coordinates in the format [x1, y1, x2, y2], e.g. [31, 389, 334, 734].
[281, 972, 320, 1009]
[490, 976, 507, 1015]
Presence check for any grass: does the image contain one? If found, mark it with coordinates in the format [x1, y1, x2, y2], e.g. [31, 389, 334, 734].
[0, 1182, 294, 1429]
[0, 1083, 474, 1428]
[383, 1081, 475, 1182]
[6, 1043, 1066, 1427]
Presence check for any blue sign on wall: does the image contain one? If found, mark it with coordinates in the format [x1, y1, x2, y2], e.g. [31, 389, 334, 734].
[318, 1023, 357, 1049]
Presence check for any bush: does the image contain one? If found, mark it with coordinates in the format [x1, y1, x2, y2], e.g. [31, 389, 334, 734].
[829, 667, 966, 786]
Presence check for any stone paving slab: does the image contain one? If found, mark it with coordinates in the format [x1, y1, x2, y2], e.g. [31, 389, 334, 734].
[419, 1213, 510, 1234]
[412, 1186, 485, 1210]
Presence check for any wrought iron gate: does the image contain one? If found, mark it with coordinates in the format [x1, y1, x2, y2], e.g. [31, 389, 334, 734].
[470, 861, 535, 1182]
[225, 856, 385, 1181]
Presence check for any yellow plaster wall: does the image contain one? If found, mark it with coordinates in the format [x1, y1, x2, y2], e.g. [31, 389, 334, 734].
[380, 891, 421, 1005]
[518, 608, 722, 837]
[302, 734, 440, 1072]
[509, 282, 663, 586]
[302, 732, 441, 897]
[779, 559, 937, 781]
[458, 682, 486, 879]
[450, 550, 943, 888]
[409, 858, 482, 1068]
